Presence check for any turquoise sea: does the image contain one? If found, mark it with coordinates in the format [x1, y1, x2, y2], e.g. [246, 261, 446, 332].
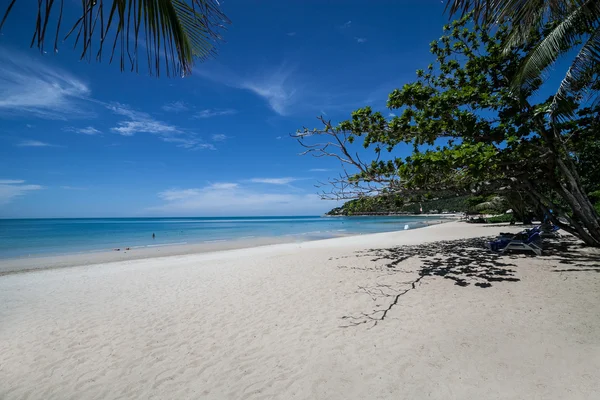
[0, 216, 439, 259]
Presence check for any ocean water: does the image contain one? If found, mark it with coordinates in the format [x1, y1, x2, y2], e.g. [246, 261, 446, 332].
[0, 216, 439, 259]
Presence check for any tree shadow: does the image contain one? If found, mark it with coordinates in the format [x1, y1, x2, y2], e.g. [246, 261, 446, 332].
[542, 236, 600, 273]
[338, 237, 520, 327]
[363, 237, 520, 288]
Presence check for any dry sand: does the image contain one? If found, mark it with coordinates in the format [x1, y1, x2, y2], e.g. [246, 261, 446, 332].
[1, 221, 599, 399]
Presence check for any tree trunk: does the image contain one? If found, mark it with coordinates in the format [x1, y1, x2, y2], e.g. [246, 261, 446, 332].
[553, 158, 600, 246]
[526, 183, 600, 247]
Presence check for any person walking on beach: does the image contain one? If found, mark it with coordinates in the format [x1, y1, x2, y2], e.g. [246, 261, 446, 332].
[152, 233, 155, 240]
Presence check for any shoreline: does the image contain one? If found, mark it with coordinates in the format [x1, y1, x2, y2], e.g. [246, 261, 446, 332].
[0, 218, 451, 276]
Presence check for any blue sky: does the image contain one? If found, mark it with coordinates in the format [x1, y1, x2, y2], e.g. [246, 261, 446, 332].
[0, 0, 452, 218]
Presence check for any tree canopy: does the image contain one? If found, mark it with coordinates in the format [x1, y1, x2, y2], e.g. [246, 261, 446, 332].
[296, 15, 600, 246]
[446, 0, 600, 117]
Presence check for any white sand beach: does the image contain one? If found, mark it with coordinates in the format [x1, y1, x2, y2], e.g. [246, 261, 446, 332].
[1, 221, 599, 399]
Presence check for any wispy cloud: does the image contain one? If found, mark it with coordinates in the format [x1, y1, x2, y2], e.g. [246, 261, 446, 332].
[249, 177, 299, 185]
[286, 32, 297, 36]
[340, 21, 352, 29]
[0, 48, 92, 119]
[355, 37, 367, 44]
[161, 137, 216, 151]
[196, 64, 298, 116]
[107, 103, 180, 137]
[151, 183, 330, 216]
[60, 185, 89, 190]
[240, 68, 297, 116]
[17, 140, 58, 147]
[0, 180, 43, 205]
[211, 134, 228, 142]
[0, 179, 25, 184]
[161, 101, 189, 113]
[208, 183, 239, 190]
[388, 112, 396, 118]
[309, 168, 331, 172]
[194, 108, 237, 119]
[107, 103, 215, 150]
[70, 126, 102, 135]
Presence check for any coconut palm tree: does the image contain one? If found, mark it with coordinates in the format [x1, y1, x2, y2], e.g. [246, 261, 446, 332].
[0, 0, 230, 77]
[446, 0, 600, 116]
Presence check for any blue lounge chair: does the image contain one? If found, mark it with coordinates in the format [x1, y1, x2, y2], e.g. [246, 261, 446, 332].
[540, 224, 560, 238]
[498, 225, 541, 239]
[488, 231, 543, 256]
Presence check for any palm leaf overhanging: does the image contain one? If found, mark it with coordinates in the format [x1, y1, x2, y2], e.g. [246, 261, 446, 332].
[446, 0, 600, 116]
[0, 0, 230, 77]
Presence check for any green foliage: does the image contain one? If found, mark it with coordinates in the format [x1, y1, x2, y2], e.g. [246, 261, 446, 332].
[298, 14, 600, 245]
[326, 194, 472, 216]
[486, 214, 514, 224]
[447, 0, 600, 117]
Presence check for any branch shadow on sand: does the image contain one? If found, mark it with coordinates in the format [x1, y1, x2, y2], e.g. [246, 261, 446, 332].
[337, 233, 600, 328]
[542, 236, 600, 273]
[337, 237, 521, 328]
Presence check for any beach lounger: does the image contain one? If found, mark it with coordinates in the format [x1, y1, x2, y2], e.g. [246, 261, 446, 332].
[487, 231, 543, 256]
[540, 224, 560, 238]
[498, 225, 540, 239]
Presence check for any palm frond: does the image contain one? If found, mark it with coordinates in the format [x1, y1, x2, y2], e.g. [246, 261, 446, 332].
[445, 0, 499, 23]
[446, 0, 566, 25]
[512, 2, 595, 93]
[551, 26, 600, 117]
[502, 0, 547, 51]
[0, 0, 230, 77]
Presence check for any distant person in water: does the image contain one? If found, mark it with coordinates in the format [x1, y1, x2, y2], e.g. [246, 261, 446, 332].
[152, 233, 155, 239]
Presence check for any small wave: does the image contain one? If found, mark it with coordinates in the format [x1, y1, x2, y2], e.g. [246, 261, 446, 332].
[146, 242, 188, 248]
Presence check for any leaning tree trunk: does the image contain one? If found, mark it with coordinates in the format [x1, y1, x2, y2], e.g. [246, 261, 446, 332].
[526, 182, 600, 247]
[553, 158, 600, 246]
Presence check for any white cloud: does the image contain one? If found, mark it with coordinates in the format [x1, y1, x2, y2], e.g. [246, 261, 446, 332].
[17, 140, 57, 147]
[0, 48, 91, 119]
[309, 168, 331, 172]
[341, 21, 352, 29]
[161, 136, 216, 151]
[208, 183, 239, 190]
[388, 112, 396, 118]
[287, 32, 297, 36]
[151, 183, 331, 216]
[196, 64, 298, 116]
[107, 103, 180, 136]
[0, 180, 43, 205]
[0, 179, 25, 184]
[161, 101, 189, 113]
[276, 136, 283, 140]
[74, 126, 102, 135]
[106, 103, 215, 150]
[194, 108, 237, 119]
[355, 37, 367, 44]
[211, 134, 228, 142]
[60, 186, 88, 190]
[240, 70, 297, 115]
[249, 177, 299, 185]
[112, 120, 179, 136]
